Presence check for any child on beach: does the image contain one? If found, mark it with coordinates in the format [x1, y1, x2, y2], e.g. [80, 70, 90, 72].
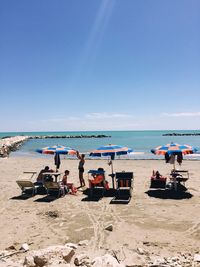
[62, 170, 77, 195]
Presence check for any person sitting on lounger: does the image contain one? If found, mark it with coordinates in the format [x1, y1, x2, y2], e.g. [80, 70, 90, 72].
[89, 168, 105, 188]
[62, 170, 77, 195]
[36, 166, 54, 184]
[151, 170, 167, 181]
[150, 170, 167, 189]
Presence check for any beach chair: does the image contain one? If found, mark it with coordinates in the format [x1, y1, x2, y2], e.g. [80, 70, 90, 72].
[44, 181, 64, 198]
[150, 177, 167, 189]
[16, 171, 38, 196]
[115, 172, 134, 197]
[16, 180, 38, 196]
[168, 169, 189, 191]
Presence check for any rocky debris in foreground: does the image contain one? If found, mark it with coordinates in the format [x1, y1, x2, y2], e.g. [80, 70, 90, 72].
[0, 242, 200, 267]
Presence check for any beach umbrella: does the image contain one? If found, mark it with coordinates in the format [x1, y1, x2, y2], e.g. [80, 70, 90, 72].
[36, 145, 77, 171]
[36, 145, 77, 155]
[151, 142, 197, 169]
[89, 144, 133, 188]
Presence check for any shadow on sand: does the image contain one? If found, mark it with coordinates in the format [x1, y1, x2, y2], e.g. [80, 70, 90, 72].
[10, 194, 34, 200]
[81, 188, 132, 204]
[110, 194, 132, 204]
[11, 187, 47, 201]
[34, 195, 59, 203]
[145, 189, 193, 200]
[81, 188, 106, 202]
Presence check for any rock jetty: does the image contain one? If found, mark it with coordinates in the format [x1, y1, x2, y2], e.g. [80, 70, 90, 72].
[0, 134, 111, 157]
[163, 132, 200, 136]
[0, 136, 29, 157]
[28, 134, 111, 139]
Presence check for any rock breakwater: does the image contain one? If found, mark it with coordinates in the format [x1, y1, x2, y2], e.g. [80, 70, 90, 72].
[163, 132, 200, 136]
[0, 134, 111, 157]
[0, 136, 29, 157]
[28, 134, 111, 139]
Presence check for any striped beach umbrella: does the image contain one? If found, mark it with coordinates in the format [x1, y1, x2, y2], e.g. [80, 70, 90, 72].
[151, 142, 197, 170]
[90, 144, 133, 188]
[36, 145, 77, 171]
[36, 145, 77, 155]
[89, 144, 133, 158]
[151, 142, 197, 156]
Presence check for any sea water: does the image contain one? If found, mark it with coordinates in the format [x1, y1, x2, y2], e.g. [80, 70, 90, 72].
[0, 130, 200, 159]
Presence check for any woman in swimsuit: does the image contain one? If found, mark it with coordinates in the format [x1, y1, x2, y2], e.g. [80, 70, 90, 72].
[76, 151, 86, 187]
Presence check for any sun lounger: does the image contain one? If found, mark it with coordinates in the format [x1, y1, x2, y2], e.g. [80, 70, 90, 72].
[115, 172, 134, 197]
[150, 177, 167, 189]
[16, 171, 39, 196]
[44, 181, 64, 198]
[170, 170, 189, 183]
[167, 169, 189, 191]
[16, 180, 38, 196]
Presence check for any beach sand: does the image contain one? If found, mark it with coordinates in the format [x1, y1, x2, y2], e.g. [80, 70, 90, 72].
[0, 157, 200, 264]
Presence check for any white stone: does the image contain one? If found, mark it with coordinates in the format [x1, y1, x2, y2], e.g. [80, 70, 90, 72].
[50, 264, 71, 267]
[122, 251, 145, 267]
[152, 257, 166, 266]
[194, 254, 200, 262]
[171, 256, 179, 262]
[74, 253, 90, 266]
[78, 240, 89, 247]
[65, 243, 78, 249]
[0, 258, 23, 267]
[24, 255, 35, 267]
[137, 247, 145, 255]
[92, 254, 125, 267]
[20, 243, 30, 251]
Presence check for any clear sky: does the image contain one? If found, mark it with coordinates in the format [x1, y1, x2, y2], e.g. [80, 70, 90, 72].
[0, 0, 200, 131]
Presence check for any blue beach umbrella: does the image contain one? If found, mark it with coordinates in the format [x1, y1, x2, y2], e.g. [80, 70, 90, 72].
[89, 144, 133, 159]
[36, 145, 77, 155]
[90, 144, 133, 188]
[151, 142, 197, 169]
[151, 142, 197, 156]
[36, 145, 77, 171]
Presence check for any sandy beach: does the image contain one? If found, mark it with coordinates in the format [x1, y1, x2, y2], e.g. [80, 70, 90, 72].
[0, 156, 200, 266]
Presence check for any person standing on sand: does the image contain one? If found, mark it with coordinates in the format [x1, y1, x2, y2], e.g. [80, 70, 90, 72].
[76, 151, 86, 187]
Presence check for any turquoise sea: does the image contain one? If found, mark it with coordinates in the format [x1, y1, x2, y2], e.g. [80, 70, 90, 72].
[1, 130, 200, 159]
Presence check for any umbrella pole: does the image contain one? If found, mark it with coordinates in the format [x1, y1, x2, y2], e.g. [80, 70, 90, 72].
[110, 159, 115, 189]
[174, 157, 177, 191]
[111, 159, 113, 175]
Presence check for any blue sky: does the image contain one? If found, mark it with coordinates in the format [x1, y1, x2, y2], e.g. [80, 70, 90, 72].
[0, 0, 200, 131]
